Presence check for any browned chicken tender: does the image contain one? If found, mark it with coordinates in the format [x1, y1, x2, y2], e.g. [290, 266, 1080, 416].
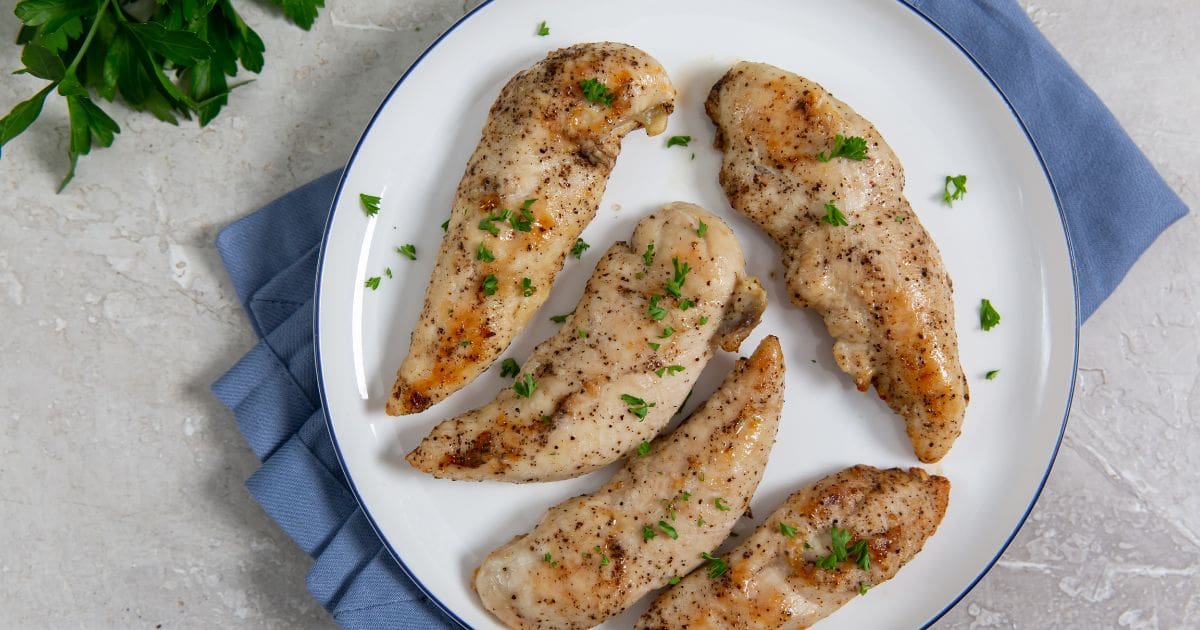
[705, 62, 968, 462]
[638, 465, 950, 629]
[388, 42, 676, 416]
[475, 337, 785, 629]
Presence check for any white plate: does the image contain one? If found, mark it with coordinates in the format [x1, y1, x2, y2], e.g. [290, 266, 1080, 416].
[315, 0, 1079, 627]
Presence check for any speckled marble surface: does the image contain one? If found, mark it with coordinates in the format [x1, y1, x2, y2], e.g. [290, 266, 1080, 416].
[1, 1, 1196, 628]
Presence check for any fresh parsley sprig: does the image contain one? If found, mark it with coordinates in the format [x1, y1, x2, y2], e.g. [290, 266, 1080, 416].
[2, 0, 325, 190]
[816, 134, 868, 162]
[944, 174, 968, 205]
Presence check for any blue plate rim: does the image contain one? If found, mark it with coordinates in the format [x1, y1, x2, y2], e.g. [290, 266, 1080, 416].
[312, 1, 1081, 628]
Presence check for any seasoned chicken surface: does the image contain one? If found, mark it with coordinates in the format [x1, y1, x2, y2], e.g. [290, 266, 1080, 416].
[638, 465, 950, 629]
[406, 203, 767, 481]
[387, 42, 676, 416]
[475, 337, 786, 629]
[706, 62, 968, 462]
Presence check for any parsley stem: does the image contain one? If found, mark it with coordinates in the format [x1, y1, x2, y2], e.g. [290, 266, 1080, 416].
[65, 0, 112, 77]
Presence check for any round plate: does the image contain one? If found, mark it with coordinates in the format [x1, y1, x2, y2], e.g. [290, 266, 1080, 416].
[315, 0, 1079, 627]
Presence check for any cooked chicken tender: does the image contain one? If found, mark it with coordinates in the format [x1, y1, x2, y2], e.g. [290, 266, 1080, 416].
[638, 465, 950, 629]
[388, 42, 676, 416]
[406, 203, 766, 481]
[706, 62, 968, 462]
[475, 337, 785, 629]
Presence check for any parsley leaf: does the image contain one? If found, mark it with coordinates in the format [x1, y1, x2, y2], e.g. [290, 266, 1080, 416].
[542, 552, 556, 567]
[820, 202, 849, 226]
[779, 523, 798, 538]
[859, 582, 872, 596]
[696, 220, 708, 237]
[478, 209, 510, 236]
[384, 267, 392, 279]
[521, 277, 536, 297]
[441, 219, 449, 232]
[648, 295, 668, 321]
[701, 552, 728, 579]
[648, 341, 661, 351]
[637, 441, 651, 457]
[985, 369, 1000, 380]
[677, 298, 694, 311]
[658, 520, 678, 540]
[513, 373, 537, 399]
[475, 243, 494, 262]
[666, 135, 691, 148]
[816, 527, 852, 571]
[458, 339, 471, 347]
[580, 78, 614, 106]
[499, 358, 520, 378]
[364, 276, 380, 290]
[980, 298, 1001, 331]
[511, 199, 536, 232]
[849, 539, 870, 571]
[698, 315, 709, 325]
[643, 524, 656, 541]
[655, 365, 684, 378]
[665, 257, 690, 298]
[396, 244, 416, 260]
[816, 134, 868, 162]
[621, 394, 655, 419]
[944, 174, 968, 205]
[360, 193, 381, 217]
[668, 576, 681, 585]
[577, 328, 588, 338]
[535, 20, 549, 36]
[643, 243, 656, 266]
[482, 274, 498, 296]
[713, 497, 730, 511]
[550, 310, 574, 324]
[659, 326, 674, 339]
[571, 238, 590, 259]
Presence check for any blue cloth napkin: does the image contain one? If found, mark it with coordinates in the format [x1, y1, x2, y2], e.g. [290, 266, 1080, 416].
[211, 1, 1188, 628]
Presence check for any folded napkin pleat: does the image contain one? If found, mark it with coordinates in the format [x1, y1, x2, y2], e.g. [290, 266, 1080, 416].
[211, 2, 1187, 628]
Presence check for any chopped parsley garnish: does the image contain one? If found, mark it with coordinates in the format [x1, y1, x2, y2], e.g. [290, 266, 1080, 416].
[643, 243, 656, 266]
[815, 527, 851, 571]
[986, 369, 1000, 380]
[820, 202, 849, 227]
[637, 441, 651, 457]
[499, 358, 520, 378]
[701, 552, 728, 579]
[550, 310, 574, 324]
[580, 78, 615, 107]
[478, 209, 510, 236]
[511, 199, 537, 232]
[475, 243, 495, 262]
[665, 257, 691, 298]
[542, 552, 556, 566]
[513, 373, 537, 398]
[441, 219, 449, 232]
[816, 134, 868, 162]
[668, 576, 681, 585]
[677, 298, 694, 311]
[364, 276, 380, 290]
[944, 174, 968, 206]
[779, 523, 798, 538]
[648, 295, 668, 321]
[648, 341, 661, 351]
[384, 267, 393, 279]
[599, 552, 610, 567]
[980, 298, 1001, 331]
[360, 193, 382, 217]
[895, 215, 906, 223]
[849, 539, 870, 570]
[698, 315, 709, 325]
[655, 365, 685, 378]
[658, 520, 679, 540]
[696, 220, 708, 237]
[521, 277, 536, 297]
[713, 497, 730, 511]
[535, 20, 549, 36]
[396, 244, 417, 260]
[666, 135, 691, 148]
[696, 517, 704, 527]
[458, 340, 471, 347]
[643, 524, 656, 541]
[577, 329, 588, 338]
[859, 582, 872, 596]
[482, 274, 498, 296]
[679, 491, 691, 501]
[571, 238, 590, 259]
[621, 394, 655, 419]
[659, 327, 674, 339]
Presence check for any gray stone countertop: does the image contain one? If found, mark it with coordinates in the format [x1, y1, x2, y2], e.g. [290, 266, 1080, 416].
[1, 1, 1196, 627]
